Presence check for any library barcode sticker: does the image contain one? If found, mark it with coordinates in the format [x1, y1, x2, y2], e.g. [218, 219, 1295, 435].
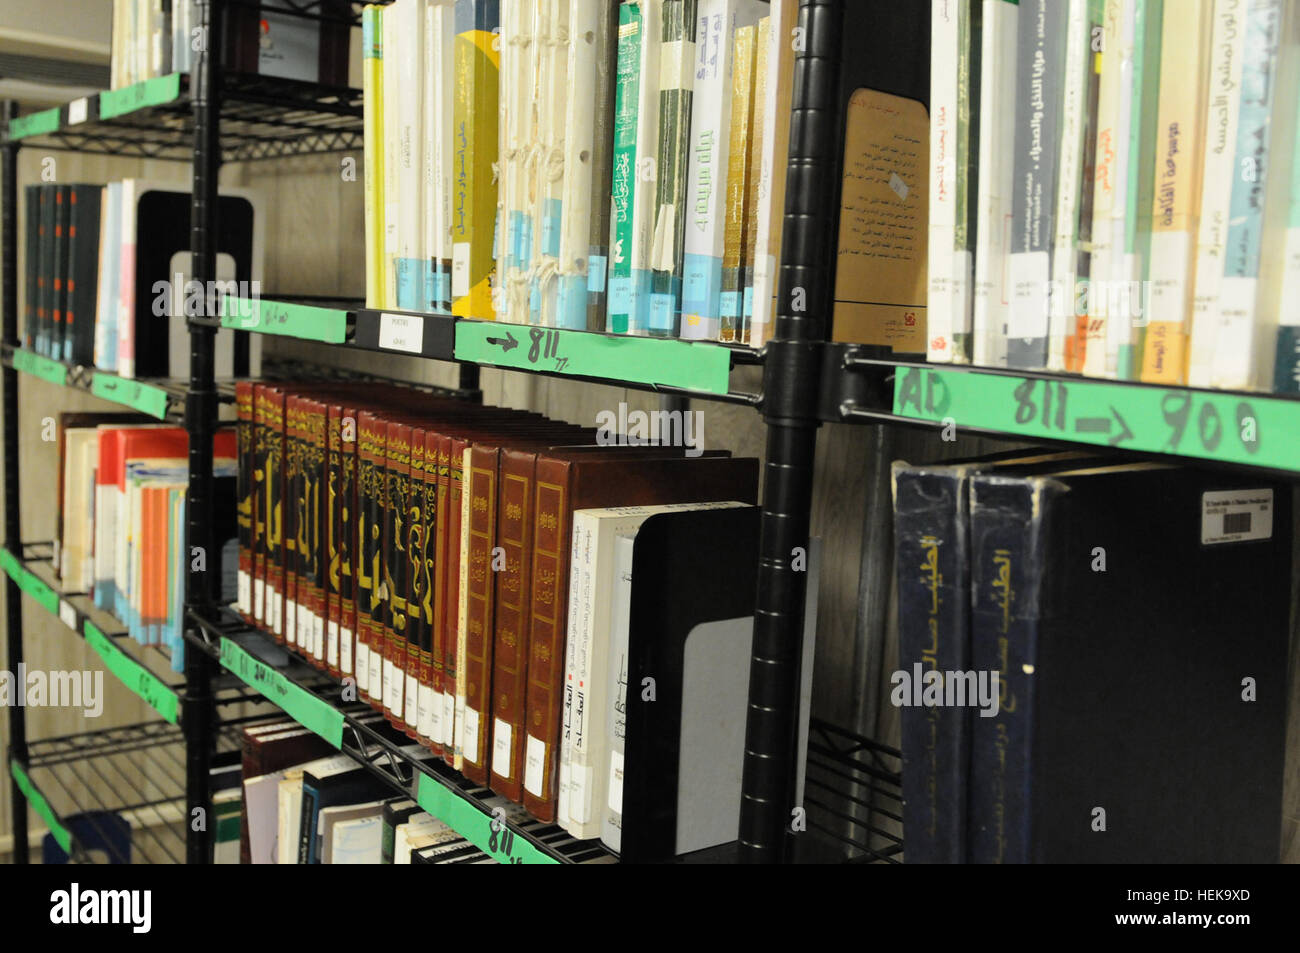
[67, 98, 89, 125]
[1201, 489, 1273, 545]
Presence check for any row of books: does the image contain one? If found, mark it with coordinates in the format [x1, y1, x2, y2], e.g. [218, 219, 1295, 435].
[230, 716, 611, 862]
[928, 0, 1300, 393]
[235, 380, 759, 849]
[362, 0, 797, 347]
[111, 0, 353, 89]
[22, 181, 263, 379]
[892, 452, 1289, 862]
[54, 413, 240, 672]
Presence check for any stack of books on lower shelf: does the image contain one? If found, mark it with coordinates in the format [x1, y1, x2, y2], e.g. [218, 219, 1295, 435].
[53, 412, 240, 671]
[236, 379, 766, 858]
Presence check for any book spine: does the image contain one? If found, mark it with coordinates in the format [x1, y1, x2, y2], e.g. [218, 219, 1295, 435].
[236, 381, 255, 621]
[1211, 0, 1287, 389]
[415, 428, 439, 744]
[1064, 0, 1104, 372]
[1140, 0, 1213, 383]
[928, 0, 961, 363]
[431, 431, 453, 749]
[381, 4, 400, 309]
[340, 405, 359, 678]
[298, 783, 319, 865]
[38, 185, 55, 358]
[266, 389, 287, 641]
[973, 0, 1020, 367]
[462, 445, 500, 782]
[1272, 33, 1300, 393]
[719, 23, 756, 342]
[355, 411, 386, 705]
[442, 435, 468, 763]
[283, 395, 303, 652]
[558, 512, 591, 832]
[953, 0, 981, 366]
[891, 464, 973, 863]
[558, 0, 600, 330]
[749, 0, 796, 349]
[682, 0, 738, 340]
[68, 185, 102, 367]
[252, 385, 268, 627]
[1120, 0, 1164, 380]
[968, 474, 1053, 864]
[489, 449, 535, 801]
[403, 427, 427, 737]
[396, 0, 426, 311]
[326, 403, 343, 675]
[117, 180, 137, 379]
[587, 0, 621, 331]
[1007, 0, 1067, 369]
[600, 531, 635, 851]
[23, 186, 38, 351]
[522, 456, 571, 820]
[451, 0, 502, 320]
[1047, 0, 1091, 372]
[738, 14, 767, 344]
[306, 398, 328, 668]
[52, 186, 70, 362]
[454, 445, 472, 770]
[647, 0, 697, 338]
[425, 1, 447, 313]
[1188, 0, 1249, 386]
[363, 5, 385, 309]
[383, 422, 413, 726]
[536, 0, 571, 327]
[95, 183, 121, 372]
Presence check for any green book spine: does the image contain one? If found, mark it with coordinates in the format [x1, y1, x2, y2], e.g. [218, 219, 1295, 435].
[609, 2, 644, 334]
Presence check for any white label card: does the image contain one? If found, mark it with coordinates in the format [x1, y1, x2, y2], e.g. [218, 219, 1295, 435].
[492, 719, 513, 777]
[524, 734, 546, 797]
[68, 98, 89, 125]
[58, 600, 78, 632]
[378, 312, 424, 354]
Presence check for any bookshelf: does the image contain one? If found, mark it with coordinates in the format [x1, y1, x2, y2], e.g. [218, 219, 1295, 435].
[4, 0, 1291, 867]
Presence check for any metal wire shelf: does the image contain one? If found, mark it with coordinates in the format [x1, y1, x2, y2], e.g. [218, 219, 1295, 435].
[799, 717, 905, 863]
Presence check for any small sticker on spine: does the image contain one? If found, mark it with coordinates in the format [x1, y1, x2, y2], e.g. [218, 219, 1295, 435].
[379, 313, 424, 354]
[492, 719, 513, 777]
[1202, 489, 1273, 544]
[524, 734, 546, 797]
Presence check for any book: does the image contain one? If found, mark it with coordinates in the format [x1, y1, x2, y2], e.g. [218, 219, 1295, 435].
[521, 450, 758, 821]
[427, 0, 456, 313]
[67, 185, 103, 368]
[51, 186, 71, 362]
[393, 0, 426, 311]
[928, 0, 964, 364]
[320, 802, 386, 863]
[608, 0, 664, 333]
[557, 0, 602, 329]
[451, 0, 502, 320]
[967, 463, 1289, 862]
[1269, 18, 1300, 392]
[363, 4, 386, 309]
[972, 0, 1020, 366]
[587, 0, 622, 331]
[718, 22, 756, 343]
[738, 14, 769, 344]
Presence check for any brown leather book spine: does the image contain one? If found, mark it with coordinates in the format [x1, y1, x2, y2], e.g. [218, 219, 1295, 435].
[265, 386, 287, 643]
[325, 401, 342, 676]
[461, 444, 500, 784]
[488, 447, 537, 802]
[522, 455, 572, 820]
[441, 434, 467, 765]
[356, 410, 387, 708]
[304, 397, 328, 669]
[430, 430, 452, 750]
[416, 428, 439, 747]
[402, 426, 428, 739]
[236, 380, 255, 623]
[252, 384, 269, 629]
[383, 421, 412, 727]
[338, 403, 359, 679]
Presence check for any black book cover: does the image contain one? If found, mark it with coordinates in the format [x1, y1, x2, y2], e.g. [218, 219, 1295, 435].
[968, 463, 1290, 863]
[51, 185, 71, 362]
[621, 506, 759, 863]
[380, 798, 420, 864]
[38, 184, 56, 357]
[298, 766, 392, 864]
[67, 185, 102, 367]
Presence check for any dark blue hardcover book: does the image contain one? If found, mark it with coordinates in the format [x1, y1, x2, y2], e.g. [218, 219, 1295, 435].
[968, 463, 1290, 862]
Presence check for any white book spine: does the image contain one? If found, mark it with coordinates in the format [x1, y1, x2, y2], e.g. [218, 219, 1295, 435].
[927, 0, 960, 362]
[558, 0, 600, 329]
[600, 532, 636, 852]
[557, 515, 590, 833]
[629, 0, 664, 334]
[1048, 0, 1091, 371]
[537, 0, 571, 328]
[972, 0, 1018, 367]
[395, 0, 425, 312]
[1188, 0, 1249, 386]
[749, 0, 791, 347]
[425, 1, 443, 314]
[1101, 0, 1139, 378]
[381, 4, 401, 309]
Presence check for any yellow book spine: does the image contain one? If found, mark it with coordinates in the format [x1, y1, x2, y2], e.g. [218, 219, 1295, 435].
[1140, 0, 1213, 384]
[742, 16, 770, 340]
[452, 12, 502, 320]
[720, 25, 757, 342]
[363, 5, 385, 310]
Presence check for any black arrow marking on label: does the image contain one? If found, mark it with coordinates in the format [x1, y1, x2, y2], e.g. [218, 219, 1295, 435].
[1074, 405, 1134, 446]
[486, 331, 519, 353]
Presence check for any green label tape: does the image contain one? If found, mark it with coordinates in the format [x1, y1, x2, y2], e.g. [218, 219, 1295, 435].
[455, 320, 732, 395]
[98, 73, 183, 120]
[893, 367, 1300, 472]
[218, 637, 344, 748]
[10, 760, 71, 854]
[12, 349, 68, 387]
[9, 107, 60, 140]
[415, 772, 559, 865]
[0, 548, 59, 614]
[84, 621, 179, 725]
[91, 373, 170, 419]
[220, 297, 348, 344]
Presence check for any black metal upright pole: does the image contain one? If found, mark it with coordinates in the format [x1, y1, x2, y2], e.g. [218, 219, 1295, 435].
[738, 0, 843, 863]
[1, 99, 28, 863]
[184, 0, 222, 865]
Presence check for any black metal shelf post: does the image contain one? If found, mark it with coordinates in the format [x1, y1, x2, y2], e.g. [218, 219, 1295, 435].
[738, 0, 845, 862]
[182, 0, 224, 866]
[2, 97, 28, 863]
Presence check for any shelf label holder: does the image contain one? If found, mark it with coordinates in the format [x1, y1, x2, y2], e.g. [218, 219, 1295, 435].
[91, 373, 170, 419]
[414, 772, 559, 865]
[218, 637, 345, 748]
[10, 760, 72, 855]
[84, 621, 180, 725]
